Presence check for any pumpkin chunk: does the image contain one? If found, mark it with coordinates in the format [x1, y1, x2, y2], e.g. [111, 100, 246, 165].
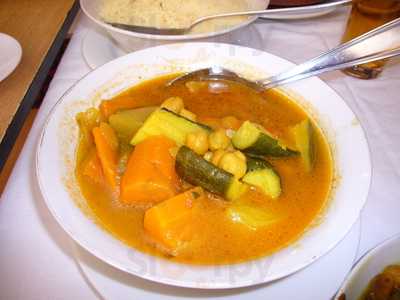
[81, 149, 104, 184]
[120, 136, 179, 205]
[92, 122, 119, 189]
[144, 187, 204, 252]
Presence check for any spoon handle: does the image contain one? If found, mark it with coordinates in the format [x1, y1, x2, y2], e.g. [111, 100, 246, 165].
[192, 0, 352, 28]
[259, 18, 400, 89]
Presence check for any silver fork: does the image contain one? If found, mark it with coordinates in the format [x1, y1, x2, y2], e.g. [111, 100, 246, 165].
[167, 17, 400, 92]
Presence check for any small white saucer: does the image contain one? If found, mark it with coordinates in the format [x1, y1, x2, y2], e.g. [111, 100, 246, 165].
[0, 33, 22, 82]
[73, 220, 361, 299]
[82, 28, 126, 70]
[81, 25, 265, 70]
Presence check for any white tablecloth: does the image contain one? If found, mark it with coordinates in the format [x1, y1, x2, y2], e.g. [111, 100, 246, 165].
[1, 8, 399, 299]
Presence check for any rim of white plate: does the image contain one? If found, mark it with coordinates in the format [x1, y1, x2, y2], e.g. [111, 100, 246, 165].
[36, 42, 372, 289]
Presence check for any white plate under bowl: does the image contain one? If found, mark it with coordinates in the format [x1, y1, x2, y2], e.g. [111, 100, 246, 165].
[74, 220, 361, 299]
[82, 28, 126, 69]
[36, 42, 371, 289]
[0, 33, 22, 82]
[335, 234, 400, 300]
[82, 24, 264, 70]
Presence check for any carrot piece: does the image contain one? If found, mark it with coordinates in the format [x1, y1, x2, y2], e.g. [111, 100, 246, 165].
[92, 122, 119, 189]
[81, 149, 104, 184]
[120, 136, 180, 205]
[100, 95, 139, 118]
[144, 187, 204, 252]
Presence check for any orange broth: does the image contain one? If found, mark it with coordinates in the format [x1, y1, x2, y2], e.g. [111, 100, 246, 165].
[75, 74, 333, 265]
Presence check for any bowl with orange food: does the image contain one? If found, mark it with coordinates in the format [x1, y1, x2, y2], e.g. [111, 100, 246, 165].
[36, 42, 371, 288]
[81, 0, 269, 52]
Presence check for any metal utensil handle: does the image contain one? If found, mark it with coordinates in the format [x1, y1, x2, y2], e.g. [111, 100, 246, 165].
[191, 0, 351, 28]
[259, 17, 400, 89]
[262, 48, 400, 89]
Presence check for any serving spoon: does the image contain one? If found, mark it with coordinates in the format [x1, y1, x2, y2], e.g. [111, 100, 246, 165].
[108, 0, 351, 35]
[167, 17, 400, 92]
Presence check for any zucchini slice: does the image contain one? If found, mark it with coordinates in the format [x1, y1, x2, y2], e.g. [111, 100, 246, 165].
[290, 119, 315, 172]
[246, 155, 273, 172]
[242, 156, 281, 199]
[131, 108, 211, 146]
[109, 106, 157, 143]
[232, 121, 298, 157]
[175, 146, 248, 201]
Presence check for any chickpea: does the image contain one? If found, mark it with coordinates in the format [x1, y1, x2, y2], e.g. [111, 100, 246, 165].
[180, 108, 197, 121]
[211, 149, 226, 166]
[203, 151, 213, 162]
[185, 131, 209, 155]
[225, 129, 235, 138]
[233, 150, 246, 162]
[161, 97, 184, 113]
[218, 151, 247, 178]
[208, 129, 230, 151]
[221, 115, 241, 130]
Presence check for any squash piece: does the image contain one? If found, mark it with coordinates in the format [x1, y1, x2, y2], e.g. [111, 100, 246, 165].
[100, 95, 142, 118]
[290, 119, 316, 172]
[144, 187, 204, 252]
[120, 136, 180, 205]
[92, 122, 119, 189]
[75, 108, 102, 164]
[108, 106, 157, 143]
[232, 121, 298, 157]
[131, 108, 211, 146]
[176, 146, 249, 201]
[81, 149, 104, 184]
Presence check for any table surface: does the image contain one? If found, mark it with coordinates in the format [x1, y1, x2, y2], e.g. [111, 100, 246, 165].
[1, 8, 400, 299]
[0, 0, 77, 170]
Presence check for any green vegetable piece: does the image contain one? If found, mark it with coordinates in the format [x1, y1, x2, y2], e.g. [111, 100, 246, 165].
[232, 121, 298, 157]
[227, 204, 282, 230]
[242, 156, 282, 199]
[243, 169, 281, 199]
[291, 119, 316, 172]
[131, 108, 211, 146]
[109, 106, 157, 143]
[175, 146, 248, 201]
[246, 155, 273, 172]
[226, 178, 249, 201]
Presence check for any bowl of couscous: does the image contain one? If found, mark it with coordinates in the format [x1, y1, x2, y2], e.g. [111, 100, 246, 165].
[80, 0, 269, 52]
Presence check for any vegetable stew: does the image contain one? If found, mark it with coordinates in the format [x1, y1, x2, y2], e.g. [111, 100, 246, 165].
[75, 74, 333, 265]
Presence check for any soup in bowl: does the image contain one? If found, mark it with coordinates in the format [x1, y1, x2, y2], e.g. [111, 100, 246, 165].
[36, 43, 371, 288]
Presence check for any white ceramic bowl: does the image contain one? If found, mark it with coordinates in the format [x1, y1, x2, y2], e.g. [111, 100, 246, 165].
[36, 43, 371, 289]
[80, 0, 269, 52]
[335, 234, 400, 300]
